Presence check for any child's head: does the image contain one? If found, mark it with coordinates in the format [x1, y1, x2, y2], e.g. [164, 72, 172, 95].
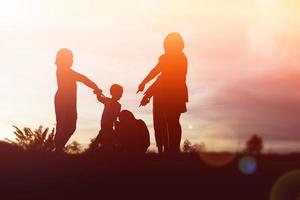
[119, 110, 135, 124]
[55, 48, 73, 69]
[163, 32, 184, 54]
[110, 84, 123, 100]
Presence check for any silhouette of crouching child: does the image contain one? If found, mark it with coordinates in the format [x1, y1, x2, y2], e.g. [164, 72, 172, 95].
[90, 84, 123, 152]
[115, 110, 150, 155]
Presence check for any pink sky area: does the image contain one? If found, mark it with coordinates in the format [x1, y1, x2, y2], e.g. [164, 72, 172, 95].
[0, 0, 299, 152]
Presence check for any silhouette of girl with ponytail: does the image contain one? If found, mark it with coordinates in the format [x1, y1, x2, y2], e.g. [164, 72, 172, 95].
[54, 48, 102, 152]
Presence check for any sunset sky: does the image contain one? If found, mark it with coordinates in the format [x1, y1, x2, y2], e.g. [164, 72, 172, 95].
[0, 0, 299, 152]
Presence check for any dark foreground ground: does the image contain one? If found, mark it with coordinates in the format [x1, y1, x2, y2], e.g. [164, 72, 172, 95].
[0, 147, 299, 200]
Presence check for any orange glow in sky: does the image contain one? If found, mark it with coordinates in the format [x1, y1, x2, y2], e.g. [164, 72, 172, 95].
[0, 0, 299, 152]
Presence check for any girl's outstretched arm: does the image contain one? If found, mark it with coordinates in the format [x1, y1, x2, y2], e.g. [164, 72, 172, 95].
[71, 70, 102, 92]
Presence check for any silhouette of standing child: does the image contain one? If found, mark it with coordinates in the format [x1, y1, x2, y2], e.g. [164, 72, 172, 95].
[137, 32, 188, 154]
[90, 84, 123, 151]
[54, 48, 102, 152]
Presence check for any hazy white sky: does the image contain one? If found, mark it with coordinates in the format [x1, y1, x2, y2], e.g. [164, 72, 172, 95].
[0, 0, 299, 152]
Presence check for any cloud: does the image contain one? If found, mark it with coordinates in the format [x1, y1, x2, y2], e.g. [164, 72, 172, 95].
[191, 66, 300, 141]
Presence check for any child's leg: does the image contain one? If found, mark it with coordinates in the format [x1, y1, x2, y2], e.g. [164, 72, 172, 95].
[100, 128, 115, 149]
[89, 130, 102, 151]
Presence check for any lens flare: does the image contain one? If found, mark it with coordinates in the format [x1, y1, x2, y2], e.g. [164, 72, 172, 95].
[238, 156, 257, 175]
[270, 170, 300, 200]
[197, 124, 238, 167]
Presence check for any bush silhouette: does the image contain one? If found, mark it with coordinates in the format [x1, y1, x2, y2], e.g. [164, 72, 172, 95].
[65, 141, 83, 154]
[245, 134, 263, 155]
[6, 125, 55, 152]
[182, 139, 206, 153]
[183, 139, 192, 152]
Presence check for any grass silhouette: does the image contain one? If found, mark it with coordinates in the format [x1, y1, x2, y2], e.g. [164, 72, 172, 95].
[0, 140, 299, 200]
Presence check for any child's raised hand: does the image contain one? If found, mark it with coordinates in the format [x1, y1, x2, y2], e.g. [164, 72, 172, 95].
[93, 88, 102, 96]
[97, 94, 106, 102]
[93, 89, 105, 101]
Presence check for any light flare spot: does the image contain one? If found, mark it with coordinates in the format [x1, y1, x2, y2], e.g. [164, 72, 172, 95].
[238, 156, 257, 175]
